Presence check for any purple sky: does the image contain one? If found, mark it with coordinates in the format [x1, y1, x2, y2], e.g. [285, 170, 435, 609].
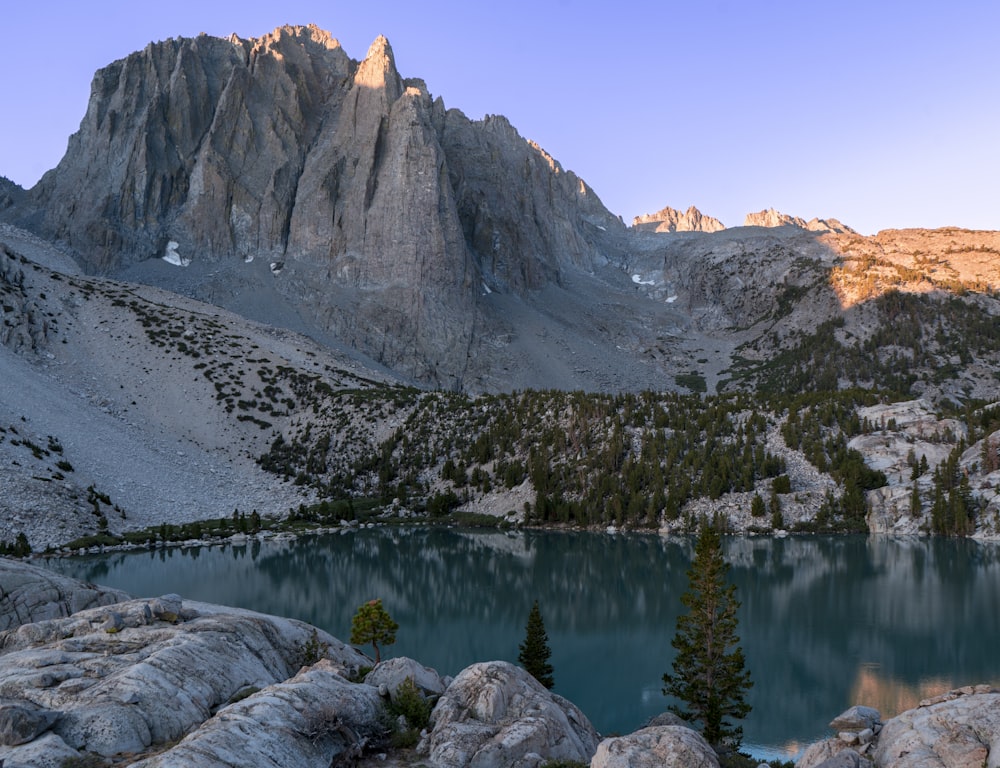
[2, 1, 997, 235]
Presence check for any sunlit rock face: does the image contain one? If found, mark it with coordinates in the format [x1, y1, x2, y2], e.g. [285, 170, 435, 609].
[632, 205, 725, 233]
[743, 208, 856, 234]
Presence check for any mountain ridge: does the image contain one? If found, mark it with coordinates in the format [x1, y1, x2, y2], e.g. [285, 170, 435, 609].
[3, 25, 1000, 550]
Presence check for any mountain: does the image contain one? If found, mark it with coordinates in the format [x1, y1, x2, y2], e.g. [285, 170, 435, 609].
[6, 25, 624, 391]
[743, 207, 857, 234]
[6, 24, 996, 402]
[632, 205, 725, 233]
[4, 24, 1000, 550]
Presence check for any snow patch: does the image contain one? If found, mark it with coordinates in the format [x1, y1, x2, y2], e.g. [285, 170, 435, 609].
[666, 295, 678, 303]
[482, 281, 493, 295]
[631, 274, 656, 286]
[162, 241, 190, 267]
[243, 254, 254, 264]
[269, 262, 284, 276]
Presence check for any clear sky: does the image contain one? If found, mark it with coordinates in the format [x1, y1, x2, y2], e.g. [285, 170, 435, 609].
[2, 1, 997, 235]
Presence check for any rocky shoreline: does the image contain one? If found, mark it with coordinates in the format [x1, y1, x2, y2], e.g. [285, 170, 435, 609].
[1, 557, 997, 767]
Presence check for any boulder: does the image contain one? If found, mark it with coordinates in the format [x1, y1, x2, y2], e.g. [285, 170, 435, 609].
[0, 731, 79, 768]
[796, 705, 882, 768]
[796, 738, 862, 768]
[426, 660, 599, 768]
[829, 705, 881, 733]
[0, 594, 369, 758]
[365, 656, 447, 702]
[128, 659, 384, 767]
[810, 749, 871, 768]
[0, 557, 129, 632]
[644, 711, 691, 728]
[829, 704, 881, 749]
[0, 699, 59, 745]
[590, 725, 720, 768]
[873, 689, 1000, 768]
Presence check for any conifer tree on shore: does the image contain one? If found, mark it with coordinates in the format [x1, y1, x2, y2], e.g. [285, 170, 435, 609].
[518, 600, 555, 689]
[663, 523, 752, 749]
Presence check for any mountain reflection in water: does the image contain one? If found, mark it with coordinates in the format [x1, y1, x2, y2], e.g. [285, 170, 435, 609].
[45, 530, 1000, 761]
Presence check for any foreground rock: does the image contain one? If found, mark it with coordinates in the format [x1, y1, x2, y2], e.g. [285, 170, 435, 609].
[129, 660, 384, 767]
[366, 655, 449, 702]
[0, 585, 369, 764]
[591, 725, 719, 768]
[426, 661, 600, 768]
[797, 688, 1000, 768]
[874, 686, 1000, 768]
[0, 560, 602, 767]
[0, 557, 128, 632]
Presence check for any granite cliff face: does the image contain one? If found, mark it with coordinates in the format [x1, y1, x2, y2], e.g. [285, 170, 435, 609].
[17, 25, 621, 388]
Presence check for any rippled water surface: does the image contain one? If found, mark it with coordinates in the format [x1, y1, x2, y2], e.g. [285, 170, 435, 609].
[46, 530, 1000, 761]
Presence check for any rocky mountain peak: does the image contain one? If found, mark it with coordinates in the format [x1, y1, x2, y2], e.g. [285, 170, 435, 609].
[743, 208, 807, 229]
[743, 208, 856, 234]
[355, 34, 400, 92]
[244, 24, 345, 58]
[632, 205, 725, 233]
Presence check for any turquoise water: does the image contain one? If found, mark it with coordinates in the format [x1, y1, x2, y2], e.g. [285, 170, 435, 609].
[45, 530, 1000, 761]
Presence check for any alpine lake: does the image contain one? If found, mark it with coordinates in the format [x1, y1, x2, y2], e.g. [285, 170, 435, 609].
[45, 528, 1000, 762]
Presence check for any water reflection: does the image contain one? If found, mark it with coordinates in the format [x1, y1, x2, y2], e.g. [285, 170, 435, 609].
[44, 531, 1000, 760]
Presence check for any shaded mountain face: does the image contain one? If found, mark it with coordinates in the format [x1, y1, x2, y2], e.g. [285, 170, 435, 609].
[15, 25, 622, 389]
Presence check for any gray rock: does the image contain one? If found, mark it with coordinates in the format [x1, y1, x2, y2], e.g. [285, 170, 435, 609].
[873, 690, 1000, 768]
[150, 594, 182, 622]
[809, 748, 868, 768]
[0, 731, 79, 768]
[0, 593, 369, 758]
[100, 610, 124, 633]
[829, 705, 881, 733]
[644, 711, 691, 728]
[796, 738, 847, 768]
[427, 660, 599, 768]
[364, 656, 446, 702]
[590, 725, 720, 768]
[128, 659, 383, 767]
[0, 557, 129, 632]
[0, 699, 59, 746]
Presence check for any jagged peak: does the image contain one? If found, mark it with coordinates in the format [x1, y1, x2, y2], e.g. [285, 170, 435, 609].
[633, 205, 725, 233]
[743, 208, 806, 229]
[355, 34, 399, 90]
[236, 24, 346, 62]
[743, 208, 856, 234]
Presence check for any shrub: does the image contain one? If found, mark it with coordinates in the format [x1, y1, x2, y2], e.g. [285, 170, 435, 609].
[772, 475, 792, 494]
[388, 677, 432, 730]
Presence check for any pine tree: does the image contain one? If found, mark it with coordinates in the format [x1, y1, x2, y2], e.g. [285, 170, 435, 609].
[350, 599, 398, 664]
[518, 599, 555, 689]
[663, 523, 752, 750]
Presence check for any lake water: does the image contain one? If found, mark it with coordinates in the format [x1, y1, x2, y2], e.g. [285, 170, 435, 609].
[44, 529, 1000, 761]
